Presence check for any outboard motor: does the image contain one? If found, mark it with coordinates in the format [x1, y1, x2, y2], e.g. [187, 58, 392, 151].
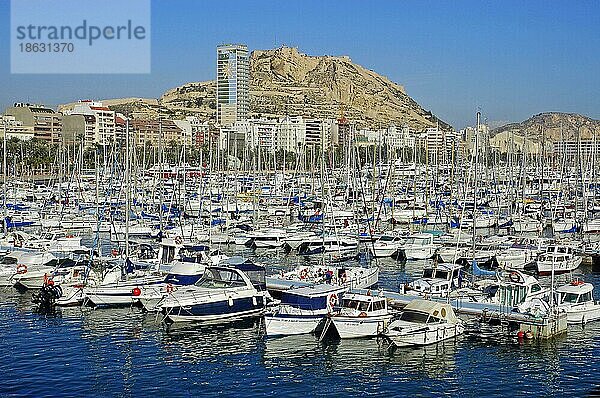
[32, 281, 62, 314]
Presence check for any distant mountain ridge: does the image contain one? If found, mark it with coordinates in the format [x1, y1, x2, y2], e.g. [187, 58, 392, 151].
[492, 112, 600, 141]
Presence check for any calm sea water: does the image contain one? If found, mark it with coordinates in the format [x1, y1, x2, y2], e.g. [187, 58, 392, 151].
[1, 245, 600, 397]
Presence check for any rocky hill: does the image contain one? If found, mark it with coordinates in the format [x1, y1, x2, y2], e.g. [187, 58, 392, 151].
[246, 47, 449, 130]
[491, 112, 600, 141]
[79, 47, 449, 130]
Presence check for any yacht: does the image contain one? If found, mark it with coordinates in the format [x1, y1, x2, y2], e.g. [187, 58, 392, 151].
[158, 265, 266, 324]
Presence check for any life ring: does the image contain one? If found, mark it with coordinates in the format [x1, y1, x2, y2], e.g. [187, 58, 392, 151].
[174, 236, 183, 245]
[571, 279, 585, 286]
[166, 283, 174, 293]
[329, 293, 338, 309]
[299, 269, 308, 280]
[16, 264, 27, 274]
[111, 249, 119, 257]
[14, 239, 22, 248]
[509, 271, 520, 283]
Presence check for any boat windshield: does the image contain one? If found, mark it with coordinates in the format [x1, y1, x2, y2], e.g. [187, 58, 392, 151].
[342, 299, 370, 311]
[406, 238, 429, 245]
[562, 292, 579, 303]
[399, 310, 430, 324]
[435, 270, 449, 280]
[195, 268, 247, 289]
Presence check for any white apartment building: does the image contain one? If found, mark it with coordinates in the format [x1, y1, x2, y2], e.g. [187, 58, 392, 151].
[277, 116, 306, 153]
[69, 100, 116, 146]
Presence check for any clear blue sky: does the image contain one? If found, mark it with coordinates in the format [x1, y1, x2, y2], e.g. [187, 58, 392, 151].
[0, 0, 598, 128]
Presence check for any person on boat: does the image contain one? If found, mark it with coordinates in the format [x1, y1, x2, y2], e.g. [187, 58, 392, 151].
[325, 270, 333, 284]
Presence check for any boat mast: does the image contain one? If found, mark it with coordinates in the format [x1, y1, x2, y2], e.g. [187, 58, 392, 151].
[2, 118, 6, 235]
[472, 111, 480, 263]
[125, 118, 130, 259]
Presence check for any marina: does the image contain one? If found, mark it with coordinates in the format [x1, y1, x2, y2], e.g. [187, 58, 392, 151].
[0, 126, 600, 396]
[1, 1, 599, 396]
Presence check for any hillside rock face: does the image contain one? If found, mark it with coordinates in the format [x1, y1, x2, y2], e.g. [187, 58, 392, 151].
[492, 112, 600, 142]
[248, 47, 449, 130]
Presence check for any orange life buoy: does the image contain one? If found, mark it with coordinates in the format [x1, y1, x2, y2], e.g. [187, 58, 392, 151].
[509, 272, 520, 283]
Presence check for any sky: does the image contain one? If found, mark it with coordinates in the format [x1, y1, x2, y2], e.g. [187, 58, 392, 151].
[0, 0, 598, 129]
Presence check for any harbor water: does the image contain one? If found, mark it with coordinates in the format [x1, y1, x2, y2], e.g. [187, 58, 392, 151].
[1, 245, 600, 397]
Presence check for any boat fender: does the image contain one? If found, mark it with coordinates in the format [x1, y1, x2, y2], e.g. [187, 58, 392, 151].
[132, 287, 142, 297]
[252, 297, 257, 306]
[228, 296, 234, 307]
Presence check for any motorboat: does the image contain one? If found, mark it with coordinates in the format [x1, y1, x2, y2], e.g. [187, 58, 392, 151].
[267, 264, 379, 292]
[137, 256, 264, 312]
[297, 236, 359, 259]
[246, 228, 288, 249]
[330, 292, 394, 338]
[399, 233, 439, 260]
[404, 263, 465, 298]
[384, 299, 464, 347]
[6, 251, 59, 288]
[512, 214, 542, 233]
[264, 284, 345, 336]
[158, 265, 266, 324]
[132, 261, 208, 311]
[368, 234, 405, 258]
[489, 269, 548, 309]
[536, 244, 582, 276]
[556, 279, 600, 324]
